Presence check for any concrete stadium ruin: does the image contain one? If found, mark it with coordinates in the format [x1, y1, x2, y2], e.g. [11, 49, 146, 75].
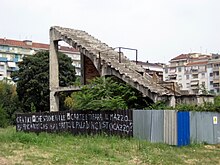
[49, 26, 212, 112]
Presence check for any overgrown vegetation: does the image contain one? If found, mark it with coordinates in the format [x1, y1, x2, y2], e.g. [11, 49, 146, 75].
[65, 77, 149, 110]
[0, 81, 21, 127]
[1, 127, 220, 164]
[147, 96, 220, 112]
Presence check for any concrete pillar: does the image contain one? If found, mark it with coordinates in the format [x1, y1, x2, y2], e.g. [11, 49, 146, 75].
[80, 53, 86, 85]
[49, 29, 59, 112]
[169, 95, 176, 107]
[50, 92, 59, 112]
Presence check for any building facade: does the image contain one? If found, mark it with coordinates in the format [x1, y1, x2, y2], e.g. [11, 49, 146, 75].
[163, 53, 220, 94]
[133, 60, 164, 82]
[0, 38, 80, 81]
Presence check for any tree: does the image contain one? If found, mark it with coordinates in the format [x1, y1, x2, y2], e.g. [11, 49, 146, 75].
[65, 77, 148, 110]
[11, 51, 76, 112]
[0, 80, 20, 126]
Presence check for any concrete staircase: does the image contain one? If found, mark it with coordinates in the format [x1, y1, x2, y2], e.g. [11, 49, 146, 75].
[50, 26, 176, 102]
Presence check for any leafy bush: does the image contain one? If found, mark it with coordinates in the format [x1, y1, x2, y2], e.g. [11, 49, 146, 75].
[0, 105, 8, 128]
[65, 77, 147, 110]
[0, 81, 21, 126]
[147, 96, 220, 112]
[146, 101, 169, 110]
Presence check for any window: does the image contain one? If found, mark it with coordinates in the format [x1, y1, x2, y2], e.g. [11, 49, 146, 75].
[169, 68, 176, 73]
[199, 66, 206, 72]
[185, 67, 190, 72]
[178, 67, 182, 72]
[192, 74, 198, 79]
[210, 81, 213, 85]
[178, 83, 182, 88]
[214, 64, 219, 67]
[201, 73, 205, 78]
[201, 82, 205, 86]
[210, 73, 213, 77]
[165, 68, 168, 74]
[186, 75, 189, 80]
[186, 83, 190, 88]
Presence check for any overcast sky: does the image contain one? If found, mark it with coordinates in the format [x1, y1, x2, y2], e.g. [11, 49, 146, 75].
[1, 0, 220, 63]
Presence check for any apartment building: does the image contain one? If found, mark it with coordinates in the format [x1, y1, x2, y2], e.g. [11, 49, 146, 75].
[132, 60, 164, 81]
[208, 54, 220, 93]
[163, 53, 218, 94]
[0, 38, 80, 81]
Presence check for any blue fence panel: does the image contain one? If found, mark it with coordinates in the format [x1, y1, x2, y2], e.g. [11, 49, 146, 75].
[177, 111, 190, 146]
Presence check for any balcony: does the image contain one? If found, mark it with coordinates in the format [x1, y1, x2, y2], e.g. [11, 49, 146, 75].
[213, 84, 219, 89]
[198, 69, 206, 72]
[192, 74, 199, 79]
[213, 76, 219, 80]
[168, 74, 177, 80]
[190, 81, 199, 89]
[191, 69, 198, 74]
[213, 76, 220, 84]
[213, 67, 220, 72]
[0, 57, 7, 62]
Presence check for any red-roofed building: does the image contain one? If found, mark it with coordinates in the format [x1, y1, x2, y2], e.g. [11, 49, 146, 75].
[163, 53, 220, 94]
[0, 38, 80, 81]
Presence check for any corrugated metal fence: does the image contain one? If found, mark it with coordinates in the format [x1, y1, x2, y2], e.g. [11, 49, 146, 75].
[16, 110, 220, 146]
[133, 110, 189, 146]
[133, 110, 220, 146]
[190, 112, 220, 144]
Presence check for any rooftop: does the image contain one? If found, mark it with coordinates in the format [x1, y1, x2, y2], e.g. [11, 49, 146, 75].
[186, 61, 208, 66]
[0, 38, 78, 52]
[171, 53, 211, 61]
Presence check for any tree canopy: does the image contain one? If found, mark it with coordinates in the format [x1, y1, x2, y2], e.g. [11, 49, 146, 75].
[12, 51, 76, 112]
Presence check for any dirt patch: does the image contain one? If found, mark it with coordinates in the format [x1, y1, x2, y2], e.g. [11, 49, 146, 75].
[128, 156, 146, 165]
[204, 145, 216, 150]
[184, 158, 199, 164]
[0, 156, 11, 165]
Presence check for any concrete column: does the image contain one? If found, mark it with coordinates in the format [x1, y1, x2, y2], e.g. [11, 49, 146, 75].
[169, 95, 176, 107]
[49, 28, 59, 112]
[50, 92, 59, 112]
[80, 53, 86, 85]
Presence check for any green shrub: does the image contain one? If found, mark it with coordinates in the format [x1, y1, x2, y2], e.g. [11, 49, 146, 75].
[147, 96, 220, 112]
[65, 77, 144, 110]
[0, 105, 9, 128]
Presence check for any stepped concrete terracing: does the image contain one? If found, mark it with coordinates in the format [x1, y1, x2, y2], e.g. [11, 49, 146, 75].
[49, 26, 177, 112]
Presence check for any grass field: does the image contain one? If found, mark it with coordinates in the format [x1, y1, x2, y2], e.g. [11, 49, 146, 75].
[0, 127, 220, 164]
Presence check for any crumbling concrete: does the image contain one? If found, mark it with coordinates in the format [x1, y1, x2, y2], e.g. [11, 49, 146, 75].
[49, 26, 178, 111]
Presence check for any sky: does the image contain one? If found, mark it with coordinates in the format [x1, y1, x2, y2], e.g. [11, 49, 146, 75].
[1, 0, 220, 63]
